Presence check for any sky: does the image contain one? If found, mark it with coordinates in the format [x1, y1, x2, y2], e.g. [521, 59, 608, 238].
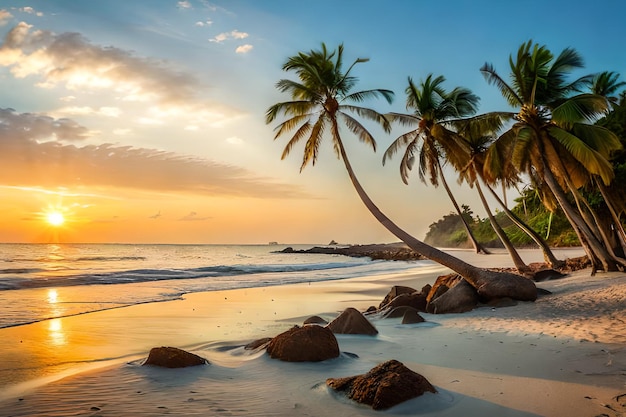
[1, 0, 625, 245]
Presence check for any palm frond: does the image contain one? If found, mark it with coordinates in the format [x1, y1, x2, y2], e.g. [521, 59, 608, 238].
[551, 94, 610, 127]
[338, 112, 377, 151]
[480, 62, 522, 107]
[547, 125, 615, 184]
[280, 121, 311, 159]
[343, 88, 394, 104]
[570, 123, 623, 158]
[383, 129, 420, 165]
[340, 104, 392, 133]
[273, 113, 311, 139]
[301, 116, 326, 171]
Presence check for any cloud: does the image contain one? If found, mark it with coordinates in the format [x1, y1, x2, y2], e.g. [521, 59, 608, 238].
[0, 9, 12, 26]
[209, 30, 248, 43]
[177, 1, 192, 10]
[149, 211, 162, 219]
[0, 108, 310, 199]
[235, 44, 253, 54]
[179, 211, 211, 221]
[53, 106, 122, 118]
[0, 22, 244, 126]
[19, 7, 43, 17]
[195, 20, 212, 27]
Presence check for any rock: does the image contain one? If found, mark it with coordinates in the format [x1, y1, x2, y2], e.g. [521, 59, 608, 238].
[383, 292, 428, 312]
[326, 359, 437, 410]
[378, 285, 417, 309]
[401, 308, 426, 324]
[326, 307, 378, 336]
[427, 278, 479, 314]
[466, 269, 537, 302]
[365, 306, 377, 314]
[143, 346, 208, 368]
[426, 274, 462, 304]
[266, 325, 339, 362]
[303, 315, 328, 325]
[244, 337, 272, 350]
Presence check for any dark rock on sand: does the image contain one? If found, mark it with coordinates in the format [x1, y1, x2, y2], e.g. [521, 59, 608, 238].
[244, 337, 272, 350]
[266, 325, 340, 362]
[326, 307, 378, 335]
[303, 315, 328, 325]
[401, 308, 426, 324]
[486, 297, 518, 308]
[381, 305, 415, 319]
[143, 346, 208, 368]
[383, 291, 428, 312]
[378, 285, 417, 309]
[427, 277, 479, 314]
[326, 359, 437, 410]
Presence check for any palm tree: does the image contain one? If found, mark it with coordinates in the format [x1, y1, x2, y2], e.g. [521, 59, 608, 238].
[382, 74, 490, 254]
[266, 43, 536, 301]
[481, 40, 624, 273]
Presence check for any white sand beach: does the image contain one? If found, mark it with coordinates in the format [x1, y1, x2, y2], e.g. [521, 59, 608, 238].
[0, 248, 624, 417]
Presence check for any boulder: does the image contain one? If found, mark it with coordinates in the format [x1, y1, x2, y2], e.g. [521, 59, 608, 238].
[427, 278, 479, 314]
[464, 269, 537, 302]
[401, 308, 426, 324]
[533, 269, 567, 282]
[266, 325, 339, 362]
[143, 346, 208, 368]
[426, 274, 462, 304]
[383, 292, 428, 312]
[378, 285, 417, 309]
[244, 337, 272, 350]
[303, 315, 328, 325]
[326, 359, 437, 410]
[326, 307, 378, 336]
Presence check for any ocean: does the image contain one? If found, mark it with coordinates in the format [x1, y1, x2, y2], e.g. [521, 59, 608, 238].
[0, 243, 430, 329]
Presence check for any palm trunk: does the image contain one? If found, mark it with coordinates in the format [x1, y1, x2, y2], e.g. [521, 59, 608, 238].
[436, 159, 489, 254]
[541, 159, 618, 273]
[474, 178, 531, 275]
[596, 178, 626, 255]
[485, 181, 564, 268]
[333, 133, 537, 301]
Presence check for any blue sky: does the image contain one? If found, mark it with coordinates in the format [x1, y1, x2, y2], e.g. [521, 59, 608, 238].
[0, 0, 625, 244]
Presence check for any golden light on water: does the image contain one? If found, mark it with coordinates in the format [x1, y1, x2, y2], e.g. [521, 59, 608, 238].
[47, 289, 58, 304]
[48, 318, 66, 346]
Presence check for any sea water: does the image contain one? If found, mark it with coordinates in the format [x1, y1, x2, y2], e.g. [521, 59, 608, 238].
[0, 243, 430, 328]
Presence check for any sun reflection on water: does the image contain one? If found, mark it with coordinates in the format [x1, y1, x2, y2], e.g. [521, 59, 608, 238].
[48, 318, 66, 346]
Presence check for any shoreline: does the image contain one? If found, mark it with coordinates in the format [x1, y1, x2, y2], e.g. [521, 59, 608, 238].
[1, 247, 624, 416]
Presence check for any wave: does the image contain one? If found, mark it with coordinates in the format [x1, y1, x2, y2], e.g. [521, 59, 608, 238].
[0, 260, 376, 291]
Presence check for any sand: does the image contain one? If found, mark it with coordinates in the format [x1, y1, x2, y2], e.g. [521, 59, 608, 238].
[0, 248, 624, 417]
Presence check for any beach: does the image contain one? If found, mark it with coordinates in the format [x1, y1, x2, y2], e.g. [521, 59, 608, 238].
[0, 247, 624, 416]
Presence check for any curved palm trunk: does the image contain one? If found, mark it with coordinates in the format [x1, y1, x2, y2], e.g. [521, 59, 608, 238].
[436, 160, 489, 254]
[333, 133, 537, 301]
[485, 182, 564, 268]
[596, 178, 626, 256]
[473, 178, 531, 275]
[541, 159, 618, 273]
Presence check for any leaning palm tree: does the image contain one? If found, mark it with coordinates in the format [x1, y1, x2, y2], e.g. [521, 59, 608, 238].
[266, 43, 536, 301]
[382, 74, 490, 254]
[481, 40, 624, 273]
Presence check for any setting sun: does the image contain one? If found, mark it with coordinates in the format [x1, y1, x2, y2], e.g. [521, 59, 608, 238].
[46, 211, 65, 227]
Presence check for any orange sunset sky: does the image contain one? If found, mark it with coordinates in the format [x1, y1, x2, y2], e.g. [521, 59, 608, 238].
[1, 1, 625, 244]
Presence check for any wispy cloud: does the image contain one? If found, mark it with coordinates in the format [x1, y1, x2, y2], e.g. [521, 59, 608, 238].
[195, 20, 212, 27]
[0, 9, 12, 26]
[179, 211, 211, 221]
[18, 7, 43, 17]
[209, 29, 248, 43]
[176, 1, 192, 10]
[0, 108, 310, 199]
[0, 22, 244, 127]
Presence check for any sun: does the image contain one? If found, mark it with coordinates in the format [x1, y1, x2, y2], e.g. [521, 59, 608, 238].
[46, 211, 65, 227]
